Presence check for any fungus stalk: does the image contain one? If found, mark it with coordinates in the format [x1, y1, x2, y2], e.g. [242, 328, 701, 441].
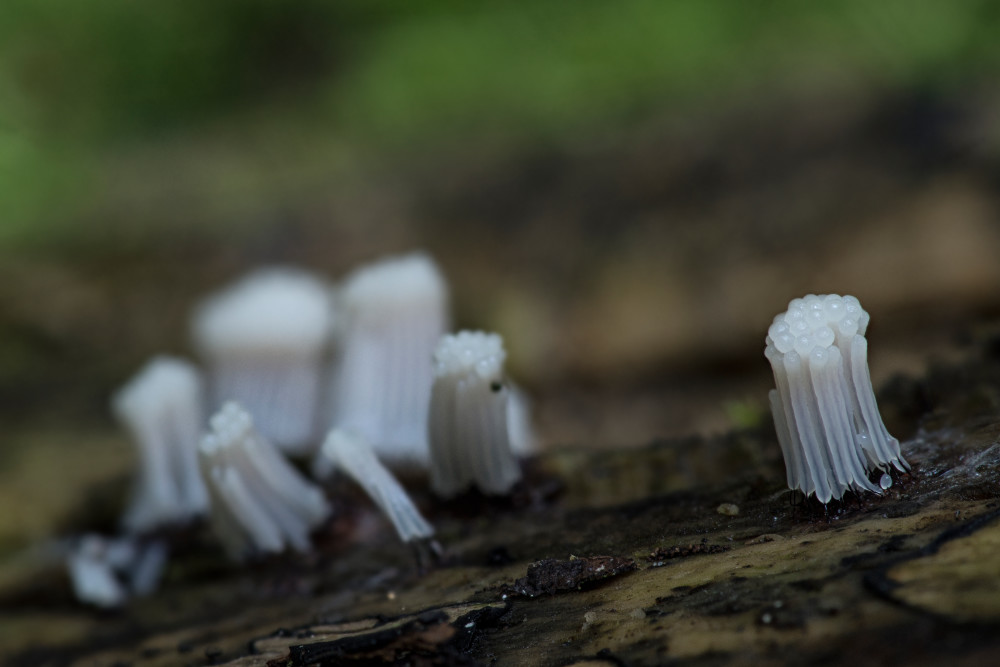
[428, 331, 521, 498]
[199, 402, 330, 560]
[192, 268, 334, 454]
[765, 294, 908, 503]
[112, 356, 208, 533]
[329, 252, 449, 468]
[318, 429, 435, 543]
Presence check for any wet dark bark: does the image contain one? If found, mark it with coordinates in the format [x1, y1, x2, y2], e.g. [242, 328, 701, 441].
[5, 336, 1000, 667]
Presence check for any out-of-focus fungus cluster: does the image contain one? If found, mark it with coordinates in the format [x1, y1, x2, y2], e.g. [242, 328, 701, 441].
[68, 252, 533, 607]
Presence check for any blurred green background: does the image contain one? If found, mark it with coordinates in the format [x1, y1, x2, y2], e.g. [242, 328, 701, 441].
[3, 0, 999, 245]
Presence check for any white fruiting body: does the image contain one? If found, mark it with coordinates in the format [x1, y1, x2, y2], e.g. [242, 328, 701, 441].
[112, 357, 209, 532]
[329, 253, 449, 468]
[428, 331, 521, 498]
[67, 536, 131, 608]
[66, 535, 168, 608]
[765, 294, 909, 503]
[192, 268, 334, 455]
[199, 402, 330, 560]
[318, 429, 434, 543]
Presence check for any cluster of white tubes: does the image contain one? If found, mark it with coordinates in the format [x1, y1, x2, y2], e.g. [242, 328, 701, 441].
[89, 260, 914, 610]
[428, 332, 522, 498]
[199, 402, 330, 560]
[84, 251, 533, 605]
[765, 294, 908, 503]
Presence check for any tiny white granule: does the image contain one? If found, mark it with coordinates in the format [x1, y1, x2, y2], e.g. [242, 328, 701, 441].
[112, 356, 209, 533]
[328, 252, 449, 469]
[765, 294, 909, 503]
[191, 267, 334, 455]
[199, 402, 331, 561]
[427, 331, 522, 498]
[317, 429, 434, 543]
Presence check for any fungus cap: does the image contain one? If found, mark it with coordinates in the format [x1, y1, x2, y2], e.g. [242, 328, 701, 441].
[338, 252, 448, 316]
[192, 268, 333, 355]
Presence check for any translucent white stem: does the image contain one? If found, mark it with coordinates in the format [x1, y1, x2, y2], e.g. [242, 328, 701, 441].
[320, 430, 434, 543]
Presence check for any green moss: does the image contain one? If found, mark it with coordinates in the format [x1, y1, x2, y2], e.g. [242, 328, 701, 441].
[0, 0, 998, 246]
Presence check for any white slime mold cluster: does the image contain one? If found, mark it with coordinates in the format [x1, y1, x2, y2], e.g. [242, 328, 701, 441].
[199, 402, 330, 560]
[428, 331, 522, 498]
[765, 294, 909, 503]
[75, 252, 541, 605]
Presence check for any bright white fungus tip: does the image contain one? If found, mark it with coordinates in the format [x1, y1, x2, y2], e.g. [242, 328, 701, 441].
[318, 429, 434, 543]
[329, 252, 449, 468]
[112, 356, 209, 533]
[192, 267, 333, 353]
[428, 331, 522, 498]
[191, 267, 334, 454]
[338, 251, 448, 307]
[199, 402, 330, 561]
[765, 294, 908, 504]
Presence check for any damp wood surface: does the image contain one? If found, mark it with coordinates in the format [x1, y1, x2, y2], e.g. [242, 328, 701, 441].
[3, 337, 1000, 666]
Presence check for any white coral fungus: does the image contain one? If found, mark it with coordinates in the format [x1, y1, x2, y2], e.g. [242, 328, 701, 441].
[318, 429, 434, 543]
[112, 356, 209, 532]
[329, 253, 449, 468]
[199, 402, 330, 560]
[765, 294, 909, 503]
[428, 331, 521, 498]
[192, 268, 334, 454]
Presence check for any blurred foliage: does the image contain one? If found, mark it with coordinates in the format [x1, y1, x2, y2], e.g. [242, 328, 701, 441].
[1, 0, 999, 245]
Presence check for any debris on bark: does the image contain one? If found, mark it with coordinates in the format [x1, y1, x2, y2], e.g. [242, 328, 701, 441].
[505, 556, 637, 598]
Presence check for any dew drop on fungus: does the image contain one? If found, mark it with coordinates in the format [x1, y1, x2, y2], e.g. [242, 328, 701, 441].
[879, 473, 892, 490]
